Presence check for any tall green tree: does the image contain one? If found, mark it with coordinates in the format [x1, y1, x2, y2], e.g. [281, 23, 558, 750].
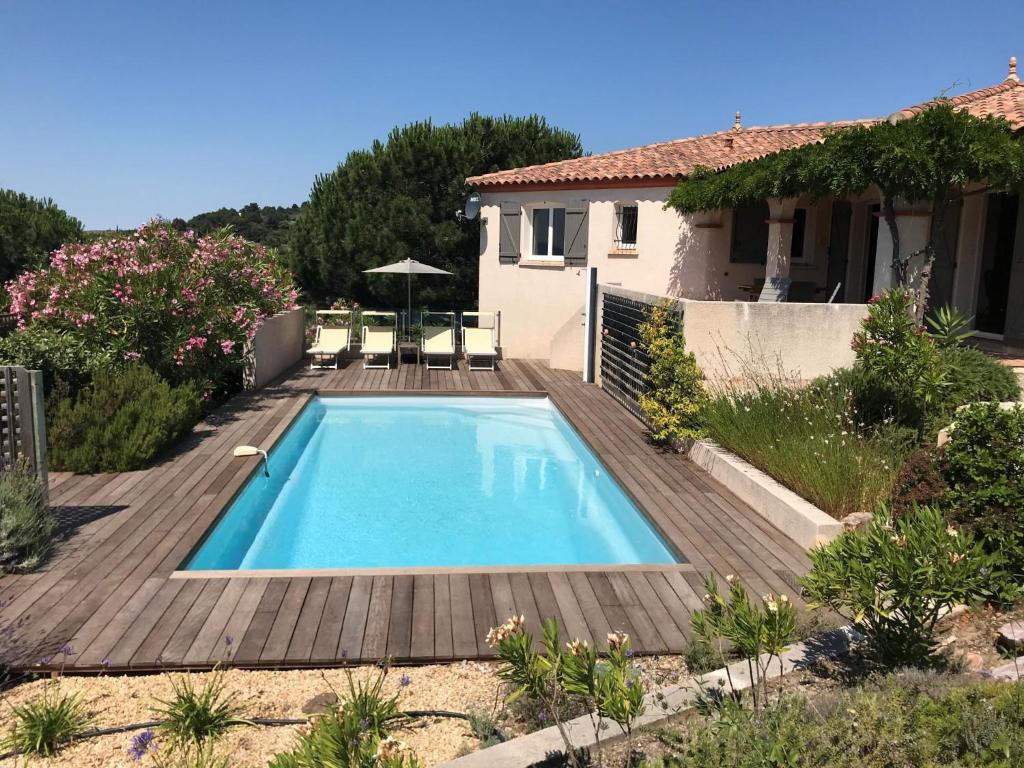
[173, 203, 307, 250]
[288, 113, 583, 307]
[0, 190, 83, 285]
[667, 103, 1024, 317]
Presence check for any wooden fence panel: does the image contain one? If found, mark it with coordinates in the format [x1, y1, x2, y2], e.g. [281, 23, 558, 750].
[0, 366, 46, 487]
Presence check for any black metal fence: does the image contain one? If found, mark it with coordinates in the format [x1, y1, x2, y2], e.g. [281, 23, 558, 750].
[598, 289, 682, 422]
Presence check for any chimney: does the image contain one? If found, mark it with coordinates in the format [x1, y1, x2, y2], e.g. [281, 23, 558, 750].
[733, 111, 742, 130]
[1009, 55, 1019, 82]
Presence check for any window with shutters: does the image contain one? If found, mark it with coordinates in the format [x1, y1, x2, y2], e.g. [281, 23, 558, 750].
[530, 207, 566, 259]
[614, 204, 639, 250]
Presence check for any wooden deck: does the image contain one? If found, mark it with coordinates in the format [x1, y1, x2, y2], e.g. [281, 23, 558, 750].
[0, 359, 809, 672]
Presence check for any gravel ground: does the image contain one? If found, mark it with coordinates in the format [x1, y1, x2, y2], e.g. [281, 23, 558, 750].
[0, 655, 689, 767]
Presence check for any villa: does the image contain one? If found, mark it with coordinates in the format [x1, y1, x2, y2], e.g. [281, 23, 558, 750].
[468, 57, 1024, 369]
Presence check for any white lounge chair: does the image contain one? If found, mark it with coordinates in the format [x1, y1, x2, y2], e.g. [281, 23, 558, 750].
[461, 311, 498, 371]
[421, 312, 456, 370]
[361, 311, 396, 369]
[307, 310, 351, 369]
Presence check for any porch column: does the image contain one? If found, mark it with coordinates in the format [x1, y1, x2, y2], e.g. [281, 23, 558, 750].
[765, 197, 798, 280]
[871, 200, 932, 296]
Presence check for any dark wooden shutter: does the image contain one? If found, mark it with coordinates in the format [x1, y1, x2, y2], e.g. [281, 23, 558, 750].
[564, 204, 589, 267]
[498, 203, 521, 264]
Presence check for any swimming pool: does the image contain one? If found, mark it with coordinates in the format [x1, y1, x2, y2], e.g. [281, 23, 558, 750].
[185, 396, 679, 570]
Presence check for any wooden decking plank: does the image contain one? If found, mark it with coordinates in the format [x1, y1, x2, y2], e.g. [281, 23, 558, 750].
[130, 578, 206, 667]
[607, 572, 667, 653]
[409, 575, 434, 660]
[233, 578, 289, 664]
[210, 578, 270, 664]
[360, 576, 393, 660]
[105, 579, 186, 667]
[625, 572, 687, 648]
[260, 577, 312, 663]
[311, 577, 353, 662]
[183, 578, 249, 665]
[286, 577, 332, 663]
[338, 576, 372, 661]
[547, 572, 593, 646]
[432, 575, 454, 659]
[469, 574, 496, 657]
[449, 574, 477, 657]
[385, 575, 414, 659]
[160, 579, 229, 664]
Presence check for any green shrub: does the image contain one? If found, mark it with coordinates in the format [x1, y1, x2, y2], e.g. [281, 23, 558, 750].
[702, 378, 904, 519]
[939, 345, 1021, 410]
[842, 291, 1020, 440]
[151, 670, 249, 749]
[637, 301, 706, 444]
[0, 685, 92, 757]
[48, 364, 201, 473]
[944, 403, 1024, 574]
[800, 506, 994, 667]
[648, 674, 1024, 768]
[0, 467, 53, 572]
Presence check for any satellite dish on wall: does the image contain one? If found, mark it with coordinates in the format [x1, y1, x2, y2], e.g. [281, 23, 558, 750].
[463, 192, 481, 220]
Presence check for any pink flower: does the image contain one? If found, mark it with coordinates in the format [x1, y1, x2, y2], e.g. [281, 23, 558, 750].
[220, 340, 235, 354]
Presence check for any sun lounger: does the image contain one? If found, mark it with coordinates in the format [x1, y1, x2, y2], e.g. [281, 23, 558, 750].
[307, 310, 351, 369]
[422, 313, 456, 370]
[461, 311, 498, 371]
[361, 311, 396, 369]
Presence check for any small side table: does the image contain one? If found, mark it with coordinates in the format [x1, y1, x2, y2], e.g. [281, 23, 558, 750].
[397, 341, 420, 366]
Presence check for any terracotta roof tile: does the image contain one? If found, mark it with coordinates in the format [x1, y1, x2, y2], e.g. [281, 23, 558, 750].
[467, 75, 1024, 189]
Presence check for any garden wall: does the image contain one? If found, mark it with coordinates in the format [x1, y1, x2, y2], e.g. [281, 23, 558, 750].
[244, 308, 305, 390]
[595, 285, 866, 389]
[682, 299, 866, 385]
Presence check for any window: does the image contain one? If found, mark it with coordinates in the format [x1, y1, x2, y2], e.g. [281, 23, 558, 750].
[615, 204, 639, 249]
[730, 201, 769, 264]
[531, 207, 565, 259]
[789, 208, 807, 261]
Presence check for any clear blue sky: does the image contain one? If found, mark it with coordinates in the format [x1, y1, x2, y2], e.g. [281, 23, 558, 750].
[3, 0, 1022, 229]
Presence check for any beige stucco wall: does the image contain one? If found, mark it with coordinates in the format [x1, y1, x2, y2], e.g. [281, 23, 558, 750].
[679, 299, 866, 384]
[478, 188, 837, 366]
[244, 308, 305, 390]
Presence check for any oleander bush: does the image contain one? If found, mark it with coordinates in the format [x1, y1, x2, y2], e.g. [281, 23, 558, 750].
[801, 505, 994, 667]
[646, 673, 1024, 768]
[269, 666, 421, 768]
[47, 364, 201, 472]
[0, 466, 53, 572]
[0, 220, 298, 397]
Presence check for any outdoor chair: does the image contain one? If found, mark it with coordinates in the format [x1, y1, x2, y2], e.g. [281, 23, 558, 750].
[360, 311, 397, 369]
[307, 310, 352, 369]
[421, 312, 456, 370]
[461, 311, 498, 371]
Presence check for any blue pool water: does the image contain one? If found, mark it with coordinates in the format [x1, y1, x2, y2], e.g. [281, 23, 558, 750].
[186, 396, 678, 570]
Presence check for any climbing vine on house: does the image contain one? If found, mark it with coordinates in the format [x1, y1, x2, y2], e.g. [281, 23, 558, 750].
[667, 102, 1024, 318]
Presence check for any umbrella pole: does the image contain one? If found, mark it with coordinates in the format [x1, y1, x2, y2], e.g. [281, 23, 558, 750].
[407, 272, 412, 342]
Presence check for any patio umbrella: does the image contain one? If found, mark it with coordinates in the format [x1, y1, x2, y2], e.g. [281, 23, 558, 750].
[363, 258, 453, 337]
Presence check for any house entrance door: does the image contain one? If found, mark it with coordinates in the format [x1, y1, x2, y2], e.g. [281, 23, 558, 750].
[975, 193, 1019, 336]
